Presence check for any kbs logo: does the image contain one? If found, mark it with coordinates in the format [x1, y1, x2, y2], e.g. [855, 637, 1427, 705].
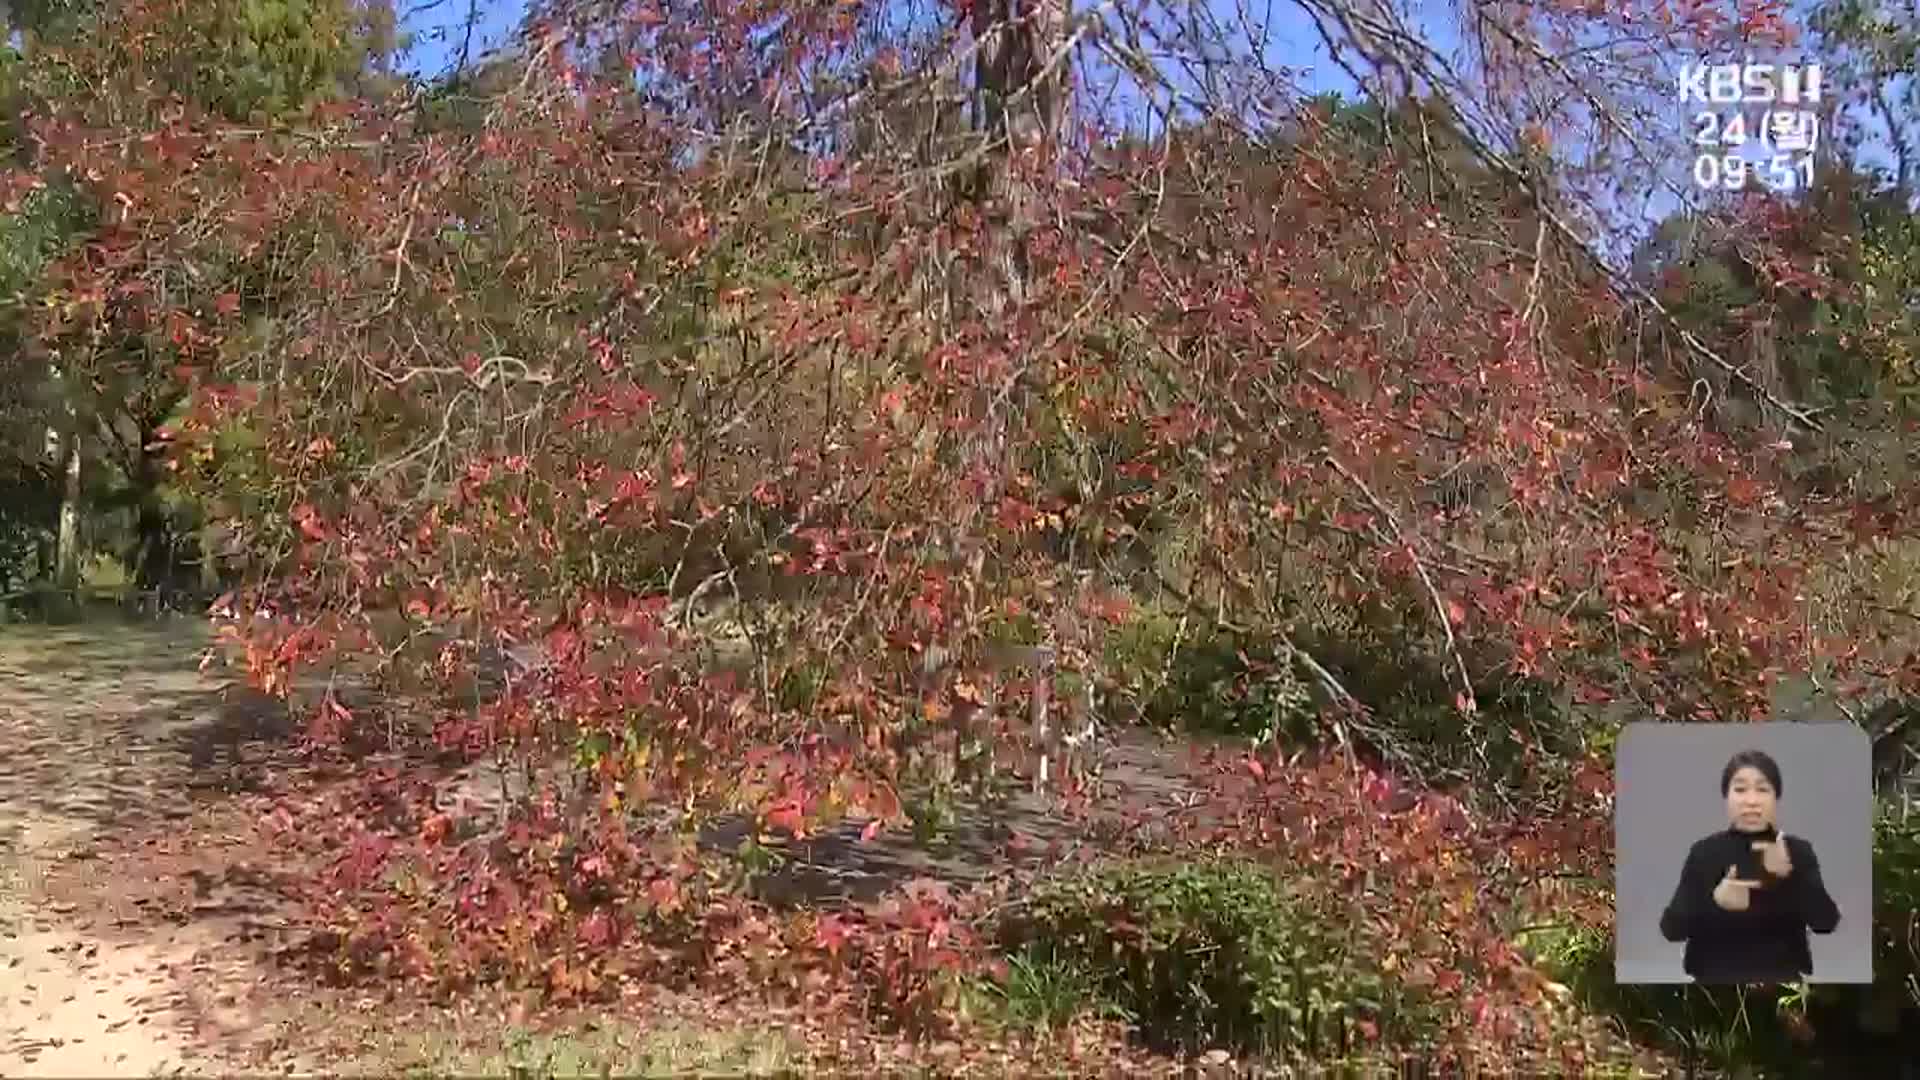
[1677, 62, 1823, 105]
[1681, 60, 1825, 192]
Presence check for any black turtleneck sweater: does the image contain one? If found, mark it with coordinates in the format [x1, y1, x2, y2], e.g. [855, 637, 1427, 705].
[1658, 826, 1841, 983]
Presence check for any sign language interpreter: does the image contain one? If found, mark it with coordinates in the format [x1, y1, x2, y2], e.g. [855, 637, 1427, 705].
[1659, 749, 1840, 983]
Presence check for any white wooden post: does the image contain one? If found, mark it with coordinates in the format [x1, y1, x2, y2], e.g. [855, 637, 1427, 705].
[1031, 644, 1055, 795]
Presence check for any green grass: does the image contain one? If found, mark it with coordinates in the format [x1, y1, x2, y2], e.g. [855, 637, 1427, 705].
[964, 951, 1111, 1032]
[994, 857, 1423, 1056]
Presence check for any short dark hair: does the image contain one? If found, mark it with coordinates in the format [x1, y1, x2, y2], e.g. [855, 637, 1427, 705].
[1721, 749, 1783, 797]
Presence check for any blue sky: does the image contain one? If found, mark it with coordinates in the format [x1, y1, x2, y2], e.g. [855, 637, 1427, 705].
[394, 0, 1897, 249]
[395, 0, 1372, 91]
[398, 0, 528, 76]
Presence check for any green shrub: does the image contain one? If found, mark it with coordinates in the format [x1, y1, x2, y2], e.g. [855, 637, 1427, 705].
[1530, 802, 1920, 1075]
[1872, 800, 1920, 1009]
[1100, 605, 1584, 811]
[1515, 921, 1612, 991]
[1103, 613, 1315, 742]
[972, 951, 1113, 1031]
[774, 656, 831, 712]
[999, 857, 1426, 1056]
[1522, 921, 1804, 1073]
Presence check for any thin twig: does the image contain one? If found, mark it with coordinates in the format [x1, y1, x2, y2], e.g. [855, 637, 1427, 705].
[1324, 453, 1478, 717]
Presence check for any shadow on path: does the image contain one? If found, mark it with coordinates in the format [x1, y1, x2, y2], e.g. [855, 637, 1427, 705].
[0, 618, 311, 859]
[693, 729, 1237, 907]
[0, 617, 330, 1075]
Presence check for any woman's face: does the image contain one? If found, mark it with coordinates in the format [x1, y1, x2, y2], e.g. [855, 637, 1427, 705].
[1725, 766, 1778, 832]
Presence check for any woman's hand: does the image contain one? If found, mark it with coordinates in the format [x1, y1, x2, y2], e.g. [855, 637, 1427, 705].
[1755, 833, 1793, 878]
[1713, 865, 1763, 912]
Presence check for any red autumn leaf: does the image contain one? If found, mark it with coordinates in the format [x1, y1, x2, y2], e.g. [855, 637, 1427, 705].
[32, 0, 1897, 1031]
[765, 800, 805, 835]
[1573, 681, 1613, 705]
[420, 812, 451, 846]
[291, 504, 327, 541]
[816, 914, 854, 957]
[578, 910, 614, 949]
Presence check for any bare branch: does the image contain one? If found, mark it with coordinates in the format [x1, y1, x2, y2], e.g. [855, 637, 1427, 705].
[1324, 453, 1478, 718]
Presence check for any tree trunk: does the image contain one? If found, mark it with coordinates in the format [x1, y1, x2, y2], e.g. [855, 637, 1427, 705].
[967, 0, 1072, 321]
[129, 434, 174, 591]
[199, 523, 220, 592]
[54, 417, 81, 591]
[134, 499, 170, 591]
[954, 0, 1073, 525]
[944, 2, 1074, 791]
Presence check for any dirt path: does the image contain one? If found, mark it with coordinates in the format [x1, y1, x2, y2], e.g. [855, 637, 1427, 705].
[7, 611, 1578, 1080]
[0, 616, 1229, 1076]
[0, 618, 292, 1078]
[0, 616, 1691, 1077]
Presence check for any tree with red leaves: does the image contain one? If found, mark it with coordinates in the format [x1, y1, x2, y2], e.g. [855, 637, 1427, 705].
[5, 0, 1917, 1061]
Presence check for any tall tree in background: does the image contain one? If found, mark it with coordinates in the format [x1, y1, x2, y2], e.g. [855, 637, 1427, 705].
[1633, 0, 1920, 503]
[9, 0, 1920, 1052]
[3, 0, 97, 49]
[0, 0, 402, 594]
[1811, 0, 1920, 200]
